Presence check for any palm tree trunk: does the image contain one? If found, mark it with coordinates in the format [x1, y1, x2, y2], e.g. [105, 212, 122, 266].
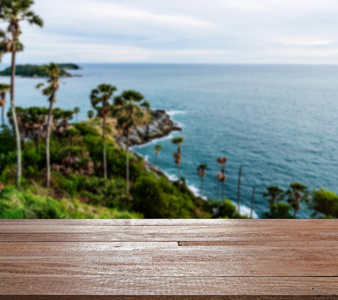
[1, 106, 4, 126]
[237, 166, 242, 214]
[46, 94, 55, 188]
[201, 177, 203, 197]
[250, 186, 256, 219]
[103, 116, 107, 179]
[178, 164, 181, 197]
[222, 181, 225, 203]
[10, 49, 22, 188]
[217, 181, 219, 201]
[155, 155, 158, 165]
[126, 131, 130, 195]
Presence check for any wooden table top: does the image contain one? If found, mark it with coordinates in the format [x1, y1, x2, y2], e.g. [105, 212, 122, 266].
[0, 219, 337, 299]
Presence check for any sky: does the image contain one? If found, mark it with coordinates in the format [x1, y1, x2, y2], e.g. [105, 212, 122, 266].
[2, 0, 338, 64]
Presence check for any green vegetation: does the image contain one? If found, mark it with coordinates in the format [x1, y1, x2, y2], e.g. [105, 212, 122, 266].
[0, 185, 141, 219]
[0, 109, 218, 219]
[58, 63, 81, 70]
[0, 2, 336, 220]
[0, 64, 74, 77]
[112, 90, 150, 195]
[0, 0, 44, 188]
[310, 189, 338, 218]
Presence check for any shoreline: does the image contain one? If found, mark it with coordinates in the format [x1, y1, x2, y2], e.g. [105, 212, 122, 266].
[117, 109, 183, 180]
[124, 110, 258, 217]
[120, 110, 208, 202]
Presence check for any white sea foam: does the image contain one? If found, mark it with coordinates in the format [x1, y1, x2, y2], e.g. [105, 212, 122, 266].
[187, 184, 207, 200]
[233, 203, 258, 219]
[166, 110, 186, 117]
[131, 133, 175, 150]
[163, 171, 177, 182]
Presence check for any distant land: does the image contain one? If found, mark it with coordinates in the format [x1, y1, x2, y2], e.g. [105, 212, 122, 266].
[0, 63, 82, 78]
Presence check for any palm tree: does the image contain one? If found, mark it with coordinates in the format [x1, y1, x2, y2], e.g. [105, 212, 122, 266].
[154, 145, 162, 164]
[285, 182, 310, 218]
[112, 90, 146, 195]
[0, 84, 10, 126]
[36, 63, 61, 188]
[87, 110, 94, 119]
[141, 100, 151, 139]
[217, 157, 227, 202]
[197, 164, 208, 197]
[263, 186, 285, 209]
[0, 0, 43, 187]
[74, 107, 80, 122]
[90, 84, 117, 179]
[237, 166, 242, 214]
[171, 137, 184, 196]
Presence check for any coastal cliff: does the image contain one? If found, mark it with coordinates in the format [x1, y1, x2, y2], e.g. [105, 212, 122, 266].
[115, 110, 182, 148]
[115, 110, 182, 179]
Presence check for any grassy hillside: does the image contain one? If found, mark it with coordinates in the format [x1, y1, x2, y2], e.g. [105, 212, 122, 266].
[0, 185, 141, 219]
[0, 113, 222, 219]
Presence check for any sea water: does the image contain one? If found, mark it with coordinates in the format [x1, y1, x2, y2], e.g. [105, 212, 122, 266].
[2, 64, 338, 218]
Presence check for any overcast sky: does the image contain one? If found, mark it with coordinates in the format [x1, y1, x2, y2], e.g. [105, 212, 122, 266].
[2, 0, 338, 64]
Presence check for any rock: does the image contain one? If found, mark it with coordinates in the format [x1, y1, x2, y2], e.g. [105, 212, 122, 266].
[115, 110, 182, 148]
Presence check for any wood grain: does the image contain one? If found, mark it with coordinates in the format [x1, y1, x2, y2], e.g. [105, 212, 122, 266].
[0, 276, 337, 296]
[0, 220, 337, 298]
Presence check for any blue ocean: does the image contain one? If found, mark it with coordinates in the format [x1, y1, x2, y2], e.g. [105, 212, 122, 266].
[2, 64, 338, 218]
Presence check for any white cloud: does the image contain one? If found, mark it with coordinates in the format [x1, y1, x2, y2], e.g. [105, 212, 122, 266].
[1, 0, 338, 64]
[273, 36, 333, 47]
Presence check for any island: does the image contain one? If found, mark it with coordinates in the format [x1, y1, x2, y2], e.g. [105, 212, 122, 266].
[0, 63, 82, 78]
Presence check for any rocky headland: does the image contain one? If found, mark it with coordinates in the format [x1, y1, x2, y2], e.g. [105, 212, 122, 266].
[115, 109, 182, 179]
[115, 109, 182, 149]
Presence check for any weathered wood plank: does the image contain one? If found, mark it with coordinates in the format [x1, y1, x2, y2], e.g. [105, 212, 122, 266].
[0, 242, 337, 277]
[0, 259, 337, 277]
[0, 276, 337, 296]
[1, 231, 336, 242]
[1, 220, 337, 298]
[1, 241, 337, 252]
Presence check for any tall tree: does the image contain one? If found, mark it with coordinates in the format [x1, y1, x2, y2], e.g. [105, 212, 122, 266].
[74, 107, 80, 122]
[0, 83, 10, 126]
[0, 0, 43, 187]
[285, 182, 310, 218]
[217, 157, 227, 202]
[112, 90, 147, 195]
[197, 164, 208, 197]
[262, 186, 285, 209]
[154, 144, 162, 165]
[36, 63, 61, 188]
[171, 137, 184, 197]
[90, 84, 117, 179]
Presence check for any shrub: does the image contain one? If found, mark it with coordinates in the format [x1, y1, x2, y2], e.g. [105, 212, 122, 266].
[310, 189, 338, 218]
[262, 202, 294, 219]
